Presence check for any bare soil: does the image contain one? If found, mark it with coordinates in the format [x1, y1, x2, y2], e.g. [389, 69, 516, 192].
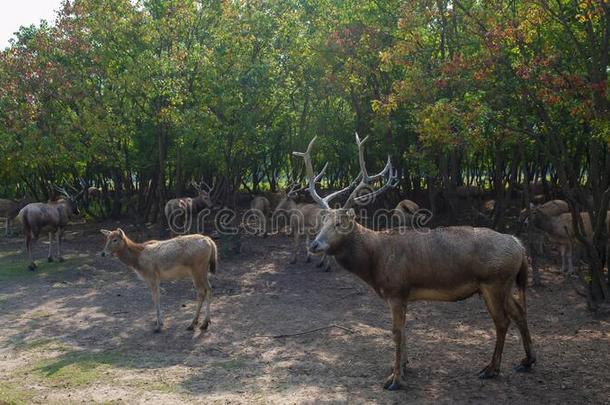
[0, 221, 609, 404]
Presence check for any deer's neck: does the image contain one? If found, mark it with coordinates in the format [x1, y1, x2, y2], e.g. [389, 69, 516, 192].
[332, 223, 379, 290]
[117, 237, 144, 270]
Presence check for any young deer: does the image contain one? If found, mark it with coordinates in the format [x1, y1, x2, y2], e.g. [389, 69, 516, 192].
[100, 228, 217, 333]
[294, 135, 535, 390]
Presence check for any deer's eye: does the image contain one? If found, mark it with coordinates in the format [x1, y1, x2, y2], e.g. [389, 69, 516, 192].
[112, 239, 118, 243]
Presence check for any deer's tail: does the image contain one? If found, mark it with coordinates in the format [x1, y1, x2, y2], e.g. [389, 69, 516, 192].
[208, 240, 218, 274]
[516, 252, 529, 314]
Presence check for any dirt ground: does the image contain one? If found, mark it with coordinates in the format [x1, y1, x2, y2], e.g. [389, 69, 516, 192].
[0, 221, 609, 404]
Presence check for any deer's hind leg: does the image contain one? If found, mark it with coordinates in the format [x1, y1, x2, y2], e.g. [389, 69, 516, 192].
[148, 279, 163, 333]
[56, 228, 65, 262]
[506, 296, 536, 372]
[479, 285, 511, 379]
[25, 231, 37, 271]
[47, 232, 54, 262]
[188, 269, 212, 331]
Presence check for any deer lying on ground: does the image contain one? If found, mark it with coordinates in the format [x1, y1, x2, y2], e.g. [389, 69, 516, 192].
[294, 135, 535, 390]
[392, 199, 420, 228]
[100, 228, 217, 333]
[165, 180, 215, 235]
[0, 198, 28, 237]
[250, 195, 271, 236]
[87, 186, 102, 200]
[18, 186, 84, 271]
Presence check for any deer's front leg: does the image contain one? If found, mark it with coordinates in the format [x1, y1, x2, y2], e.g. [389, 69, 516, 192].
[384, 299, 407, 391]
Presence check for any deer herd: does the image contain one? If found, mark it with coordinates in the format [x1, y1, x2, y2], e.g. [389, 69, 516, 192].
[3, 134, 610, 391]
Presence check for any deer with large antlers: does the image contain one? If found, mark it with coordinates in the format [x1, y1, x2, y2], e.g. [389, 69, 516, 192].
[165, 180, 215, 235]
[18, 185, 84, 271]
[294, 134, 535, 390]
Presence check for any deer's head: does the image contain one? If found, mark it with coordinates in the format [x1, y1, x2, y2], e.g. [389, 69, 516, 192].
[100, 228, 127, 257]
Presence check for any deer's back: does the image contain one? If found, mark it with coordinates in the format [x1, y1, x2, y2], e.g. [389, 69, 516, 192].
[139, 234, 215, 279]
[20, 202, 70, 231]
[372, 227, 525, 300]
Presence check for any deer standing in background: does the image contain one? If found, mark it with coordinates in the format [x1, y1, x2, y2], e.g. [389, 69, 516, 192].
[274, 182, 346, 271]
[294, 134, 535, 390]
[101, 228, 217, 333]
[523, 200, 610, 275]
[250, 195, 271, 236]
[18, 186, 84, 271]
[165, 180, 215, 235]
[0, 198, 28, 236]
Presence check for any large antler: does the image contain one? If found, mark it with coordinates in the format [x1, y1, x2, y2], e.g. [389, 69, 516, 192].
[292, 137, 356, 209]
[343, 132, 398, 208]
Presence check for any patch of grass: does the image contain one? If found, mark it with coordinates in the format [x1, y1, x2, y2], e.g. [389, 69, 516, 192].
[0, 381, 33, 404]
[213, 358, 246, 371]
[0, 254, 91, 281]
[28, 350, 129, 387]
[2, 335, 68, 353]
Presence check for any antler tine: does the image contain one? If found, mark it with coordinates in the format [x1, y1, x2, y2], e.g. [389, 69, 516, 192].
[53, 185, 69, 198]
[355, 132, 371, 180]
[202, 180, 213, 192]
[353, 163, 398, 204]
[292, 136, 330, 209]
[344, 131, 397, 208]
[314, 162, 329, 183]
[191, 179, 201, 191]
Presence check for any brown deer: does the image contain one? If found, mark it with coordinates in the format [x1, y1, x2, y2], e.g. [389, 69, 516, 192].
[524, 200, 610, 274]
[294, 134, 535, 390]
[250, 195, 271, 236]
[18, 186, 84, 271]
[165, 180, 215, 235]
[100, 228, 217, 333]
[0, 198, 28, 236]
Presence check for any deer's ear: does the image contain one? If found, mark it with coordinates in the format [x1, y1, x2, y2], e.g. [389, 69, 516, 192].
[117, 228, 126, 239]
[100, 229, 111, 236]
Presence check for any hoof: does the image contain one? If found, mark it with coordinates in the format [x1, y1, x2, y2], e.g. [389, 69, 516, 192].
[153, 327, 162, 333]
[289, 258, 297, 265]
[324, 266, 331, 272]
[27, 264, 37, 272]
[48, 257, 54, 263]
[514, 358, 535, 373]
[478, 367, 499, 379]
[316, 260, 324, 268]
[186, 323, 196, 331]
[305, 256, 311, 263]
[386, 382, 402, 391]
[58, 257, 65, 263]
[383, 374, 404, 391]
[200, 320, 210, 331]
